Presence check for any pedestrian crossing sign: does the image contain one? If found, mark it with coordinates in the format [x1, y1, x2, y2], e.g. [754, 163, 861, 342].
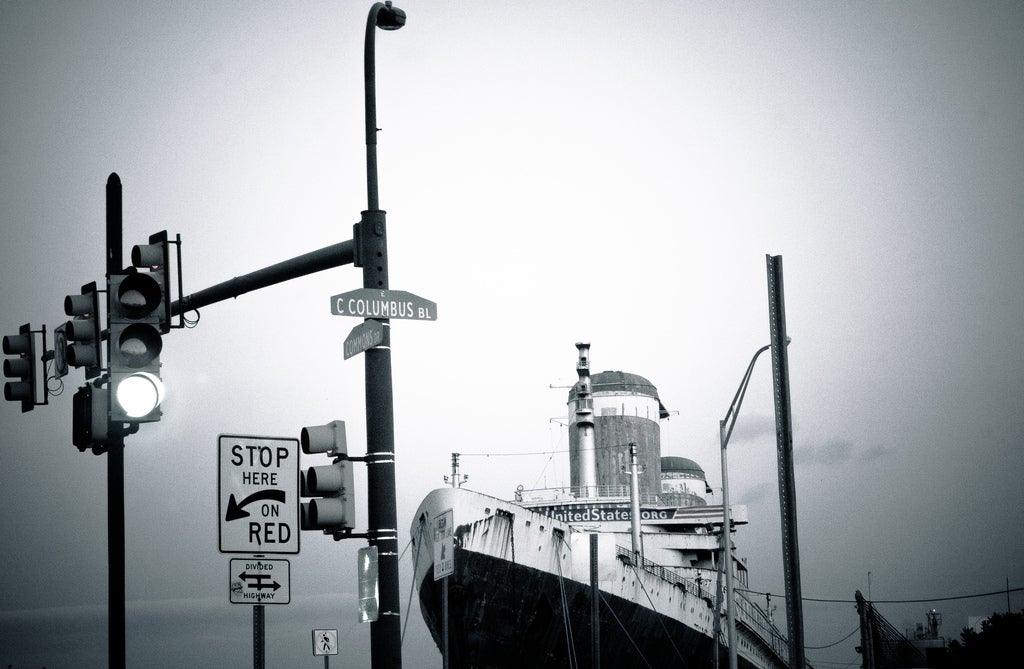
[313, 628, 338, 656]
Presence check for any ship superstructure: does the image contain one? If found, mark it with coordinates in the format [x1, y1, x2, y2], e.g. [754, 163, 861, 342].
[411, 344, 794, 668]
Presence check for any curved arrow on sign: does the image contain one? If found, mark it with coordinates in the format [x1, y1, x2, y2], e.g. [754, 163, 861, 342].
[224, 489, 286, 521]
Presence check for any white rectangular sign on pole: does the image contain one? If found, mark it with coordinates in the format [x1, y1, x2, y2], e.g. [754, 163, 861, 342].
[433, 508, 454, 580]
[218, 434, 300, 554]
[229, 558, 290, 604]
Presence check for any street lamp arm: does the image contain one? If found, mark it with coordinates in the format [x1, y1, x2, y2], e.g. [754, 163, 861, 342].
[364, 2, 406, 211]
[720, 344, 771, 449]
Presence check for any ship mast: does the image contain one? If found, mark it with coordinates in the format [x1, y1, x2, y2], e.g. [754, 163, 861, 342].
[444, 452, 468, 488]
[575, 343, 598, 498]
[627, 442, 642, 558]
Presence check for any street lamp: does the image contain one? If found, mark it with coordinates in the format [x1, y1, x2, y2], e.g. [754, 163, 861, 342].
[717, 340, 786, 669]
[364, 1, 406, 211]
[359, 4, 405, 669]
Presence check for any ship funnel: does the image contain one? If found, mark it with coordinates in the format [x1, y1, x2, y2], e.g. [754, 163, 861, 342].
[574, 343, 598, 498]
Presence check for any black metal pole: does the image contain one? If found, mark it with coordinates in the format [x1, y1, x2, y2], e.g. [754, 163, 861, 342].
[253, 604, 265, 669]
[590, 533, 600, 669]
[766, 254, 805, 669]
[105, 172, 126, 669]
[361, 5, 405, 669]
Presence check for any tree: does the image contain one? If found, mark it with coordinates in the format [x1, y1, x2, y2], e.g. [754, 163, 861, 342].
[944, 610, 1024, 668]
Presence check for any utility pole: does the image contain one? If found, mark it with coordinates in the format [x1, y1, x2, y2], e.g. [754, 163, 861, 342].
[766, 254, 805, 669]
[106, 173, 127, 669]
[359, 4, 406, 669]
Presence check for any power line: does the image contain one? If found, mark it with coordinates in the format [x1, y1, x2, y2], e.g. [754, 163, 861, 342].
[736, 585, 1023, 605]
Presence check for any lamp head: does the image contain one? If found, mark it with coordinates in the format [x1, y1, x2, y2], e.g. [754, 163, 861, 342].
[376, 2, 406, 30]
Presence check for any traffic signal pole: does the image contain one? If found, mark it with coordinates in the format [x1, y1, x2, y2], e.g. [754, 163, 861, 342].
[360, 5, 406, 668]
[106, 173, 127, 669]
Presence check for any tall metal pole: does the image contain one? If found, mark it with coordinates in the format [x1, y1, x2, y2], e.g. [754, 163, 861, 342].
[360, 5, 405, 669]
[590, 532, 600, 669]
[105, 173, 126, 669]
[719, 343, 771, 669]
[766, 254, 805, 669]
[253, 604, 265, 669]
[718, 420, 738, 669]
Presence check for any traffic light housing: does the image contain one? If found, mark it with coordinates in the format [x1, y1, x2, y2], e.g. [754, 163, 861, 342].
[64, 282, 102, 379]
[3, 323, 38, 412]
[72, 382, 111, 454]
[131, 232, 172, 334]
[300, 421, 356, 535]
[107, 233, 169, 423]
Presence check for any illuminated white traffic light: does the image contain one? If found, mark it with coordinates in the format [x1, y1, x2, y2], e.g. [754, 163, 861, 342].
[107, 233, 170, 424]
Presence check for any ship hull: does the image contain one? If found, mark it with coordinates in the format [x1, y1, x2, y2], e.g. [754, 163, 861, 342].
[412, 487, 788, 669]
[417, 546, 736, 669]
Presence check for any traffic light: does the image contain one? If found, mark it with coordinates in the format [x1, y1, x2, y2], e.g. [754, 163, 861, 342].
[107, 233, 169, 423]
[3, 323, 38, 412]
[64, 281, 102, 379]
[130, 232, 172, 334]
[72, 382, 110, 454]
[300, 420, 355, 535]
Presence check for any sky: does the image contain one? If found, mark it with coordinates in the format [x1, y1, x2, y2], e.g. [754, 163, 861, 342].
[1, 1, 1022, 667]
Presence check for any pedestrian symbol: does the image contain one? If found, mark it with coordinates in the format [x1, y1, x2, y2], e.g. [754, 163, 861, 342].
[312, 628, 338, 656]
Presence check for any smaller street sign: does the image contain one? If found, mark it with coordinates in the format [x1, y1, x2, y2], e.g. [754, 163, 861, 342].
[313, 629, 339, 656]
[433, 508, 455, 580]
[229, 558, 290, 604]
[330, 288, 437, 321]
[344, 319, 386, 359]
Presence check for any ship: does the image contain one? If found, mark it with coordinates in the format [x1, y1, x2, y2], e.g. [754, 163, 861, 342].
[410, 343, 794, 669]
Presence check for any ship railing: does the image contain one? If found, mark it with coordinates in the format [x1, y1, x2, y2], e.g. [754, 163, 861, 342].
[733, 589, 790, 662]
[616, 546, 791, 664]
[515, 484, 660, 505]
[614, 546, 711, 601]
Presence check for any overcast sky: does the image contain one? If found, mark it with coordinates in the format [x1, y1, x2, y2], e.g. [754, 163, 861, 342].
[2, 1, 1022, 668]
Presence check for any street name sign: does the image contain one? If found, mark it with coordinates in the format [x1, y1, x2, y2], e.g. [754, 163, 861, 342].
[344, 319, 385, 359]
[433, 508, 455, 580]
[229, 558, 290, 604]
[219, 434, 300, 554]
[330, 288, 437, 321]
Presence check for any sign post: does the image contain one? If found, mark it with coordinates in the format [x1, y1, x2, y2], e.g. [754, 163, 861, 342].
[433, 509, 454, 669]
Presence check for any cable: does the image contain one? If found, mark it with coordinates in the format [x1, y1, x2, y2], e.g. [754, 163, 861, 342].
[401, 528, 422, 646]
[805, 625, 860, 650]
[627, 560, 689, 667]
[735, 585, 1023, 605]
[459, 440, 640, 459]
[553, 543, 579, 669]
[598, 591, 654, 669]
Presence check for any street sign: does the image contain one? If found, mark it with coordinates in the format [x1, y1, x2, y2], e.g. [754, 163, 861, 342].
[313, 629, 339, 656]
[344, 319, 385, 359]
[219, 434, 300, 554]
[433, 508, 454, 580]
[229, 558, 290, 604]
[330, 288, 437, 321]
